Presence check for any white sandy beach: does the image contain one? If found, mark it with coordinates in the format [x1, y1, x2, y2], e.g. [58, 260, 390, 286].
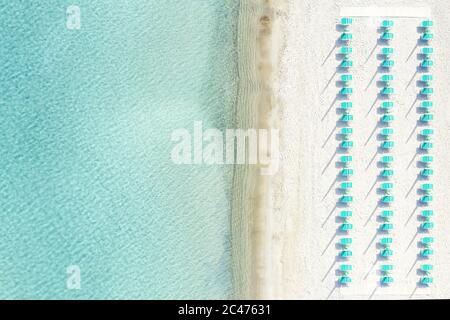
[234, 0, 450, 299]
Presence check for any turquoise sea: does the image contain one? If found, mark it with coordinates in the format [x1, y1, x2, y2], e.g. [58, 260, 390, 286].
[0, 1, 238, 299]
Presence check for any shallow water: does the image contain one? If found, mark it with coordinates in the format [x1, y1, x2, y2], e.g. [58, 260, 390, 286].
[0, 0, 238, 299]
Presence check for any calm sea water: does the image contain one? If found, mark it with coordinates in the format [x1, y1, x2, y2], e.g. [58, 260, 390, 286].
[0, 0, 238, 299]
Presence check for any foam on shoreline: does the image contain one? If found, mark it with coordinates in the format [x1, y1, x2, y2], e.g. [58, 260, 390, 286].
[231, 0, 286, 299]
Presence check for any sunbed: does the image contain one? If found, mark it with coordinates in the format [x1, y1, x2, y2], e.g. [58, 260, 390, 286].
[341, 127, 353, 137]
[340, 264, 352, 275]
[341, 156, 353, 167]
[380, 223, 393, 231]
[422, 47, 433, 59]
[341, 33, 353, 42]
[421, 249, 434, 257]
[421, 32, 433, 42]
[341, 114, 354, 122]
[421, 222, 434, 231]
[382, 87, 394, 95]
[381, 47, 394, 58]
[340, 87, 353, 95]
[340, 195, 353, 204]
[421, 156, 433, 167]
[341, 141, 354, 149]
[421, 59, 433, 68]
[421, 210, 434, 220]
[420, 277, 433, 285]
[420, 113, 433, 122]
[340, 17, 353, 28]
[381, 264, 394, 273]
[381, 155, 394, 167]
[422, 20, 433, 29]
[341, 46, 353, 58]
[381, 195, 394, 204]
[341, 168, 354, 177]
[341, 223, 353, 231]
[381, 127, 394, 137]
[381, 237, 393, 247]
[421, 129, 434, 140]
[421, 237, 434, 247]
[420, 142, 433, 150]
[381, 74, 394, 85]
[381, 141, 394, 149]
[420, 87, 433, 96]
[421, 264, 433, 275]
[381, 276, 394, 285]
[381, 210, 394, 221]
[339, 276, 352, 284]
[381, 114, 394, 123]
[340, 210, 353, 220]
[341, 182, 353, 194]
[421, 183, 433, 194]
[382, 59, 394, 68]
[381, 169, 394, 178]
[381, 32, 394, 41]
[381, 249, 393, 257]
[420, 168, 434, 177]
[382, 20, 394, 30]
[381, 183, 394, 194]
[340, 238, 353, 248]
[421, 74, 433, 86]
[340, 250, 353, 258]
[341, 74, 353, 85]
[341, 59, 353, 68]
[421, 101, 433, 110]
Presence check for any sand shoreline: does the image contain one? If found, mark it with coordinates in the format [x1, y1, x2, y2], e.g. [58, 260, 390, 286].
[231, 0, 287, 299]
